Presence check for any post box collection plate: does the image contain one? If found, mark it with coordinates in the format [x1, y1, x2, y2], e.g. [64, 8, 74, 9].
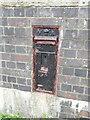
[32, 26, 60, 94]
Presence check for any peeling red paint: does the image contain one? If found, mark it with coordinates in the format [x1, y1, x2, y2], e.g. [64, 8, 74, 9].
[35, 41, 56, 45]
[32, 25, 60, 95]
[54, 27, 60, 95]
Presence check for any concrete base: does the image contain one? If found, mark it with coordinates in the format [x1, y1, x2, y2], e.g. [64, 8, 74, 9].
[0, 87, 89, 118]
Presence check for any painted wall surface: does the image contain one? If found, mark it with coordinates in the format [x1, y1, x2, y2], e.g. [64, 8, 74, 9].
[0, 0, 90, 119]
[0, 87, 89, 118]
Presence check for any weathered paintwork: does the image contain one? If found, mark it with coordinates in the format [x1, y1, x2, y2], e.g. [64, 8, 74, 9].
[33, 26, 60, 95]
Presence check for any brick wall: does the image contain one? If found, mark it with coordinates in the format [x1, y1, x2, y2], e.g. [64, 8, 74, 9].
[0, 7, 89, 117]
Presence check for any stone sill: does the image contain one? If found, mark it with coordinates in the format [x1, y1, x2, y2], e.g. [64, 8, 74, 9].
[0, 0, 90, 7]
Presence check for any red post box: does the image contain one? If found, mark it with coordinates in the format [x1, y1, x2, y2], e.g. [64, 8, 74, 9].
[32, 26, 60, 95]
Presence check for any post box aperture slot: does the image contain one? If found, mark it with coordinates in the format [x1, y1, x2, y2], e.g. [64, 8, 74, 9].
[34, 36, 58, 41]
[32, 26, 60, 95]
[34, 36, 58, 45]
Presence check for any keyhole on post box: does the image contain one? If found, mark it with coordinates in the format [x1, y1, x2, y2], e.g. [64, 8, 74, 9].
[41, 54, 47, 66]
[44, 55, 46, 58]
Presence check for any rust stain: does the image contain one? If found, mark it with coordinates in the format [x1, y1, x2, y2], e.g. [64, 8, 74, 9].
[79, 110, 89, 117]
[16, 55, 29, 61]
[37, 84, 43, 90]
[39, 67, 48, 76]
[61, 92, 77, 100]
[40, 66, 48, 72]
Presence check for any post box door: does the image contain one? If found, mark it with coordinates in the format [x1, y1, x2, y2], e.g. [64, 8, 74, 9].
[34, 52, 57, 92]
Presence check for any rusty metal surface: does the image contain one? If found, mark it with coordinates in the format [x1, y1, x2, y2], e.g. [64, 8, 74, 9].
[32, 26, 60, 94]
[33, 27, 59, 36]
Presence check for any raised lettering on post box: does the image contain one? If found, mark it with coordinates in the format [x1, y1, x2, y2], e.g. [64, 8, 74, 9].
[32, 26, 60, 95]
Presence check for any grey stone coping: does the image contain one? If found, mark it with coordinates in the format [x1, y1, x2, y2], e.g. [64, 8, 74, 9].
[0, 0, 90, 7]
